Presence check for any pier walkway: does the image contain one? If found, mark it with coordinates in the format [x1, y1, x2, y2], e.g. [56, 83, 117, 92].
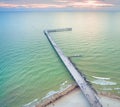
[44, 28, 102, 107]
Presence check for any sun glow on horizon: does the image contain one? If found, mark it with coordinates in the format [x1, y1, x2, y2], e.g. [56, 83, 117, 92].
[71, 0, 114, 8]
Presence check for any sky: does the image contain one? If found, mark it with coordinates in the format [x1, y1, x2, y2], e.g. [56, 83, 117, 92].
[0, 0, 120, 11]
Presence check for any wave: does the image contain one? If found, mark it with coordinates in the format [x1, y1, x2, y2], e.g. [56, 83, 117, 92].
[22, 99, 39, 107]
[92, 76, 110, 80]
[103, 88, 112, 91]
[114, 88, 120, 90]
[41, 81, 72, 100]
[22, 81, 73, 107]
[92, 79, 117, 86]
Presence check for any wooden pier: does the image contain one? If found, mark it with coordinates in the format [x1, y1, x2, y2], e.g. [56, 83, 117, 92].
[44, 28, 102, 107]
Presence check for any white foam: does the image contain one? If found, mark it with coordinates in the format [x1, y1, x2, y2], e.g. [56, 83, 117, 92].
[23, 99, 38, 107]
[42, 81, 70, 100]
[92, 76, 110, 80]
[114, 88, 120, 90]
[103, 88, 112, 91]
[61, 81, 67, 86]
[60, 81, 70, 91]
[92, 79, 117, 85]
[65, 81, 67, 83]
[59, 84, 72, 92]
[42, 90, 58, 100]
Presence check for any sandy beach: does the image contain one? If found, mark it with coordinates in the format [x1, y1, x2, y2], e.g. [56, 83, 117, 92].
[46, 88, 120, 107]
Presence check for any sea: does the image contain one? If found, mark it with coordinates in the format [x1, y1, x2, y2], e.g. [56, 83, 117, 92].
[0, 11, 120, 107]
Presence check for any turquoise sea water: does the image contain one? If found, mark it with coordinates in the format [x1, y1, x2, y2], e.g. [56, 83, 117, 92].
[0, 12, 120, 107]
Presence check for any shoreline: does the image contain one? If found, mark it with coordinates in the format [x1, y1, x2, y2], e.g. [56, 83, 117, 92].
[36, 84, 120, 107]
[99, 92, 120, 101]
[36, 84, 78, 107]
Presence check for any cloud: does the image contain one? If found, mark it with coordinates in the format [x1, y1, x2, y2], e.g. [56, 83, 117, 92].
[0, 0, 118, 10]
[69, 0, 114, 8]
[0, 3, 67, 8]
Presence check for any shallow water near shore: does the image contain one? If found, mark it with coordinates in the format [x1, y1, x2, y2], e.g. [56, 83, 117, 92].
[46, 88, 120, 107]
[0, 12, 120, 107]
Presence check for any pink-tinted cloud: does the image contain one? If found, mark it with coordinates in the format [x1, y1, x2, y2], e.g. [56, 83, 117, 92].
[0, 3, 66, 8]
[0, 3, 19, 8]
[0, 0, 115, 9]
[70, 0, 114, 8]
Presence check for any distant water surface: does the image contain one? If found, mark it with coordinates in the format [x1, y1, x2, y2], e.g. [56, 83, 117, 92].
[0, 12, 120, 107]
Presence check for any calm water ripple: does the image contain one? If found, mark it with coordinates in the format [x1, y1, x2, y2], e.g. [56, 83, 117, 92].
[0, 12, 120, 107]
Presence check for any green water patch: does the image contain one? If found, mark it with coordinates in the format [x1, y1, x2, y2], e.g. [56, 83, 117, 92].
[51, 25, 120, 97]
[1, 12, 120, 107]
[71, 57, 120, 97]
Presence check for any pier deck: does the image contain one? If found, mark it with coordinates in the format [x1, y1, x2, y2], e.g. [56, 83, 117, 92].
[44, 28, 102, 107]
